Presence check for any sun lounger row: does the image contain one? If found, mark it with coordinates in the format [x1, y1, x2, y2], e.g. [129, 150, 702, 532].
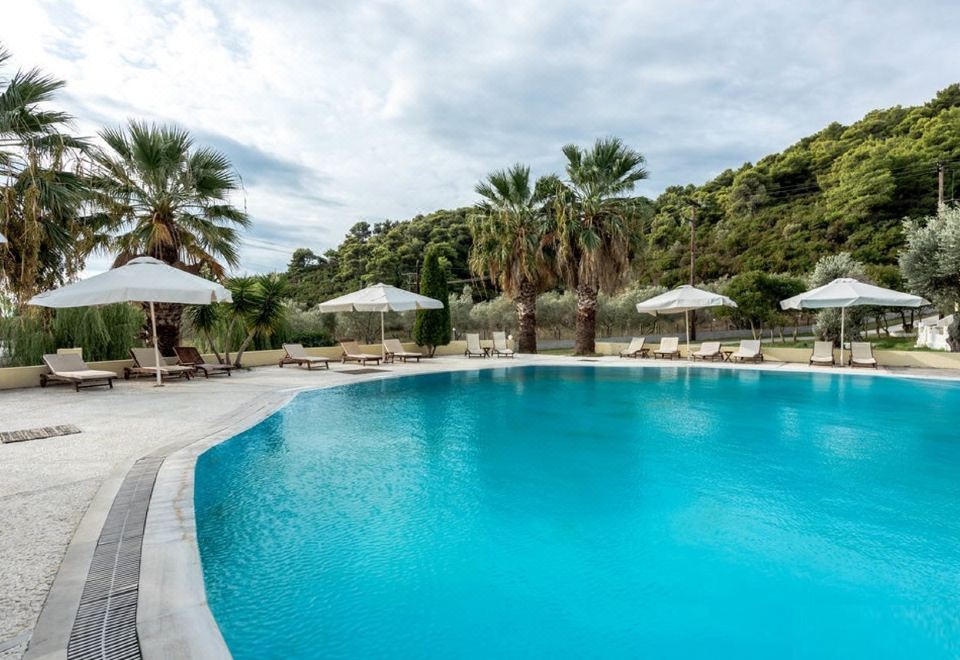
[464, 332, 514, 358]
[618, 338, 763, 362]
[41, 346, 236, 391]
[41, 338, 436, 392]
[809, 341, 877, 368]
[279, 340, 427, 370]
[620, 337, 878, 367]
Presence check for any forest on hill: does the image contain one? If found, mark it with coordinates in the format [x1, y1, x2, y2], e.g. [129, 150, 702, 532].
[286, 85, 960, 302]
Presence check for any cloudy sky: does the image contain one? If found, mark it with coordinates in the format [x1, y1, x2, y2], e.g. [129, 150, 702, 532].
[4, 0, 959, 274]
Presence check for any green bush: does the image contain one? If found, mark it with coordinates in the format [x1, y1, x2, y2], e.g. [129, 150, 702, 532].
[0, 303, 144, 366]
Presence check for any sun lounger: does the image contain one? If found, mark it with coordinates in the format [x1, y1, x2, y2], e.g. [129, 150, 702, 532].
[692, 341, 722, 361]
[809, 341, 835, 366]
[464, 333, 487, 358]
[619, 337, 648, 358]
[492, 331, 514, 358]
[730, 339, 763, 363]
[279, 343, 331, 370]
[849, 342, 878, 368]
[653, 336, 680, 359]
[40, 353, 117, 391]
[126, 347, 194, 380]
[383, 338, 422, 363]
[340, 340, 381, 365]
[174, 346, 235, 377]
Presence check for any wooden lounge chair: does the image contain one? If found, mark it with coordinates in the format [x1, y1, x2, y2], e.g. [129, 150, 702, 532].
[464, 333, 487, 358]
[809, 341, 835, 366]
[692, 341, 722, 361]
[849, 342, 878, 369]
[174, 346, 235, 377]
[619, 337, 648, 359]
[492, 331, 514, 358]
[126, 347, 194, 380]
[383, 338, 422, 363]
[40, 353, 118, 392]
[279, 343, 331, 370]
[653, 337, 680, 359]
[340, 340, 381, 365]
[730, 339, 763, 363]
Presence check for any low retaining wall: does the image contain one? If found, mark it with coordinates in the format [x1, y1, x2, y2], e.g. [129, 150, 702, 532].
[596, 341, 960, 369]
[0, 341, 474, 391]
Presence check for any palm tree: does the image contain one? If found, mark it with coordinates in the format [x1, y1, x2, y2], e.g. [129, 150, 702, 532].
[226, 274, 289, 367]
[0, 46, 76, 169]
[469, 164, 557, 353]
[0, 46, 95, 308]
[91, 121, 249, 353]
[555, 137, 649, 354]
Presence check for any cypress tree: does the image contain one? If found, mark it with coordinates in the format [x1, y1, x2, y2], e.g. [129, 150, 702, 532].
[414, 248, 451, 355]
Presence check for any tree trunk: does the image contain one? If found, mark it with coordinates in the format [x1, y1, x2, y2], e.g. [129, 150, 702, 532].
[145, 302, 183, 356]
[515, 280, 538, 353]
[233, 329, 257, 367]
[689, 309, 697, 341]
[574, 281, 598, 355]
[204, 331, 225, 364]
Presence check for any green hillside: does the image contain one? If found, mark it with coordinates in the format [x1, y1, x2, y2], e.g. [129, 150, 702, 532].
[641, 85, 960, 284]
[288, 85, 960, 297]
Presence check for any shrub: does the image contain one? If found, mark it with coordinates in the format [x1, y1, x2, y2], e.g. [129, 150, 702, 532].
[413, 248, 451, 355]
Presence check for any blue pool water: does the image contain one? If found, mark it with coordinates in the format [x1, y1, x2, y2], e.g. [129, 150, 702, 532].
[195, 366, 960, 658]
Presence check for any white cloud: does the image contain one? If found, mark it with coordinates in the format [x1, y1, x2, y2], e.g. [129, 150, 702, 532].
[3, 0, 959, 275]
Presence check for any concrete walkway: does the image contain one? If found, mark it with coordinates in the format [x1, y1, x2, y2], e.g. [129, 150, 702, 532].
[1, 355, 958, 658]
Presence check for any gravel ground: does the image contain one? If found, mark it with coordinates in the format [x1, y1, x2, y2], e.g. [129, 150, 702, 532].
[0, 355, 957, 658]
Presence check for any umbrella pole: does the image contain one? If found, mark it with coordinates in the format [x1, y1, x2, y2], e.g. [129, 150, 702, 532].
[685, 310, 691, 361]
[840, 307, 846, 368]
[150, 301, 162, 388]
[381, 311, 385, 360]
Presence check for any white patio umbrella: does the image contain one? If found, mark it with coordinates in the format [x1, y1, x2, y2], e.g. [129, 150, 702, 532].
[780, 277, 928, 366]
[317, 282, 444, 358]
[28, 256, 232, 387]
[636, 285, 738, 359]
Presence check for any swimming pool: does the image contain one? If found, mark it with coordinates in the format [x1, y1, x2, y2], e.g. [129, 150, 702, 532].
[195, 366, 960, 658]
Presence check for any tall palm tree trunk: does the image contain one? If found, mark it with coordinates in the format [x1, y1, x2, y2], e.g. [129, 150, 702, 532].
[515, 279, 538, 353]
[574, 281, 598, 355]
[145, 302, 183, 355]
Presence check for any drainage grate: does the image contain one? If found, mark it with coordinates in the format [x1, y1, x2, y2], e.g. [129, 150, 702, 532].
[578, 358, 600, 362]
[66, 456, 163, 660]
[0, 424, 81, 444]
[340, 368, 389, 375]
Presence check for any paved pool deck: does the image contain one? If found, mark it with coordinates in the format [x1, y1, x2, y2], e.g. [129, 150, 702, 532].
[1, 355, 958, 658]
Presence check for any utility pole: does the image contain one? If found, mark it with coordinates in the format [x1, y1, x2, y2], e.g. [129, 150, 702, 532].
[689, 206, 696, 285]
[937, 161, 945, 208]
[689, 205, 697, 341]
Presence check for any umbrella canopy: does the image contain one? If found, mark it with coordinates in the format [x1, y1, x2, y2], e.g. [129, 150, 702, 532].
[318, 283, 443, 358]
[29, 257, 232, 386]
[635, 285, 737, 315]
[29, 256, 232, 308]
[636, 285, 737, 360]
[0, 231, 7, 243]
[780, 278, 927, 310]
[318, 283, 443, 313]
[780, 278, 928, 366]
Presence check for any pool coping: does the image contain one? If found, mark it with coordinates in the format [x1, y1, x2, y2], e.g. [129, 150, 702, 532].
[24, 356, 960, 659]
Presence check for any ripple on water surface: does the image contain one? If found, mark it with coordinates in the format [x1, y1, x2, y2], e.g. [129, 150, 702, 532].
[195, 366, 960, 659]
